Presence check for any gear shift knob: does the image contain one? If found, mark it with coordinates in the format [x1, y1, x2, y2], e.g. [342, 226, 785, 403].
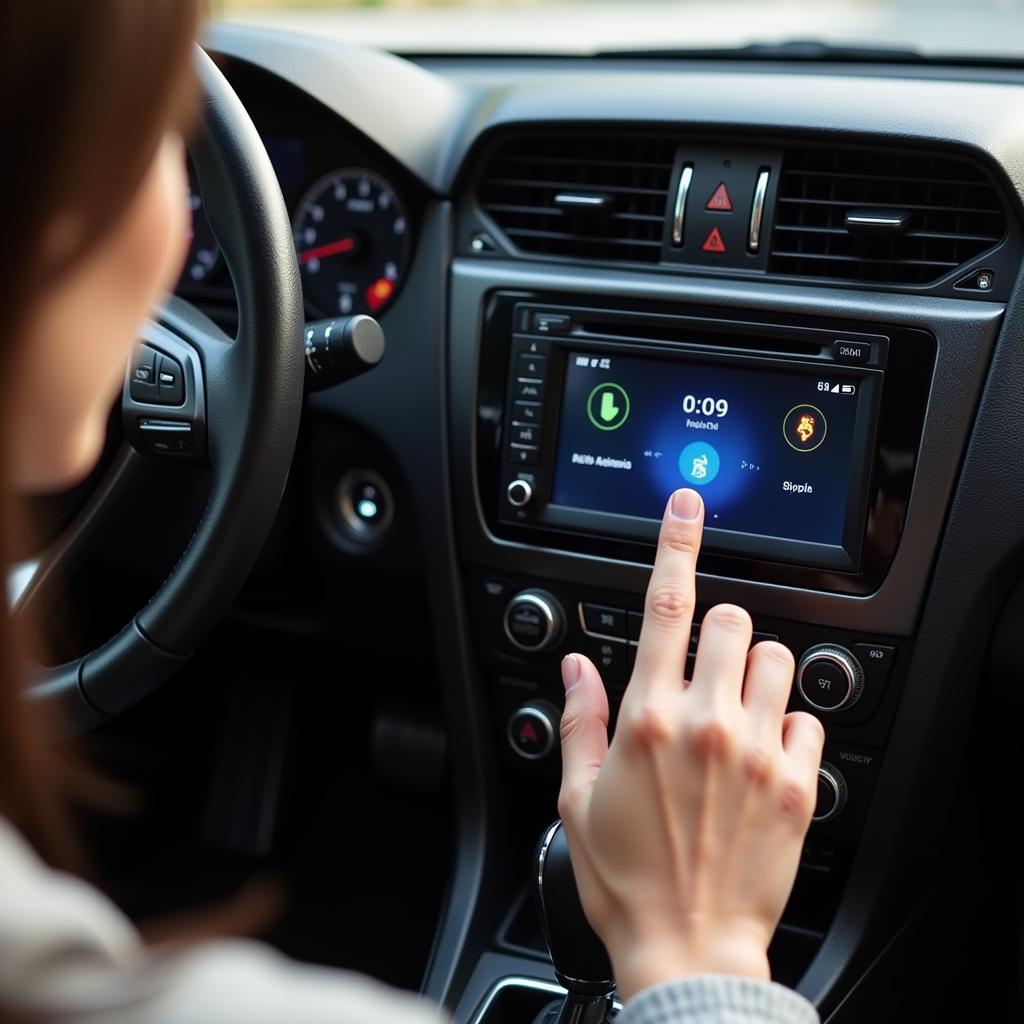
[534, 820, 615, 1024]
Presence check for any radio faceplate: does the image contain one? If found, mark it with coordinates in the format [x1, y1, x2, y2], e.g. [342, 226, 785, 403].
[477, 295, 934, 594]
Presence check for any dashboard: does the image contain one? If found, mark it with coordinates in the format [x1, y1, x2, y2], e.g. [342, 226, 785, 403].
[191, 24, 1024, 1022]
[179, 60, 422, 323]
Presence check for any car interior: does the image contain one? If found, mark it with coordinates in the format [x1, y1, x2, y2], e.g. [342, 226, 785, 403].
[13, 12, 1024, 1022]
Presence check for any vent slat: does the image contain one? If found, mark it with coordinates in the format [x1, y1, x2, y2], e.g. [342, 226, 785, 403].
[769, 145, 1008, 285]
[477, 133, 675, 264]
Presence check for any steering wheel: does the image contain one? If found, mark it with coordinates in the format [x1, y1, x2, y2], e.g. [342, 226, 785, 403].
[25, 48, 305, 730]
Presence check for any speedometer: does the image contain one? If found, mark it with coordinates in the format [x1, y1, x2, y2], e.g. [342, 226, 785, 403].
[292, 168, 409, 317]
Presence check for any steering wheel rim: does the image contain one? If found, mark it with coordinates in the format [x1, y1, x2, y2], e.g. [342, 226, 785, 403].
[29, 48, 305, 728]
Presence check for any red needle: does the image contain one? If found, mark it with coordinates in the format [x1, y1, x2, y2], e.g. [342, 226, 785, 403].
[298, 236, 356, 263]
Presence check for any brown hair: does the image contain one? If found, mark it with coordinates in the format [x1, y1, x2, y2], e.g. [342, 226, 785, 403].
[0, 1, 203, 865]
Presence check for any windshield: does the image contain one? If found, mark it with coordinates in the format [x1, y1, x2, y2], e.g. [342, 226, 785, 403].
[214, 0, 1024, 60]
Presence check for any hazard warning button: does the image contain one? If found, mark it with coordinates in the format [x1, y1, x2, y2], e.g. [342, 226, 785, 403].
[701, 226, 727, 254]
[507, 703, 557, 760]
[706, 182, 733, 211]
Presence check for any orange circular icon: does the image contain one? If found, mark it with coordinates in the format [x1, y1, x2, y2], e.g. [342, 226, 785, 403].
[783, 404, 827, 452]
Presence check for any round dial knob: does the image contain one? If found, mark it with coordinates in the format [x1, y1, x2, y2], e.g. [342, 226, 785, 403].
[506, 479, 534, 508]
[796, 644, 864, 712]
[813, 762, 848, 823]
[508, 701, 560, 760]
[504, 590, 565, 652]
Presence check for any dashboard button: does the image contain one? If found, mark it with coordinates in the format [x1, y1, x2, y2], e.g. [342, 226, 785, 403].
[532, 312, 570, 335]
[853, 643, 896, 671]
[832, 340, 871, 365]
[515, 379, 545, 401]
[508, 702, 558, 760]
[508, 445, 539, 466]
[510, 423, 539, 446]
[581, 603, 627, 639]
[512, 401, 542, 424]
[506, 479, 533, 507]
[588, 637, 632, 686]
[517, 353, 547, 379]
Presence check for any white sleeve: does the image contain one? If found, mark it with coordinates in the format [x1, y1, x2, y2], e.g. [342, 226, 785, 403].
[0, 818, 445, 1024]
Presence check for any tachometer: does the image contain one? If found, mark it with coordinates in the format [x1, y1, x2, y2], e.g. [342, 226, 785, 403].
[181, 180, 221, 286]
[293, 168, 409, 317]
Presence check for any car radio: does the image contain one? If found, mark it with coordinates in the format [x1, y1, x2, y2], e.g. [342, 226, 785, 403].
[494, 302, 893, 572]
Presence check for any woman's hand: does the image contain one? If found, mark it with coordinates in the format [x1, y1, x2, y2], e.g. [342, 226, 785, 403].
[557, 488, 825, 1001]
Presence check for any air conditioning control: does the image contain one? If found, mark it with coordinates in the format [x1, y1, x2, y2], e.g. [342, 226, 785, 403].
[796, 644, 864, 712]
[503, 589, 565, 652]
[813, 762, 848, 823]
[506, 479, 534, 507]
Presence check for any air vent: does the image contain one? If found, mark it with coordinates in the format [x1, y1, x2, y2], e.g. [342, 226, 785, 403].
[769, 146, 1007, 284]
[477, 134, 675, 263]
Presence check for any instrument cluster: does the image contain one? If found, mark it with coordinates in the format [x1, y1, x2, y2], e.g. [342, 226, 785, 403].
[179, 66, 414, 321]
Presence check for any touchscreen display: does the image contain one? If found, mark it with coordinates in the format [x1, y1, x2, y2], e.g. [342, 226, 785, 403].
[551, 351, 870, 548]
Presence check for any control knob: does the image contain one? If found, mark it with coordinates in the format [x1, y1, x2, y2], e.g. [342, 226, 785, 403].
[506, 479, 534, 508]
[813, 762, 848, 823]
[796, 644, 864, 712]
[503, 589, 565, 652]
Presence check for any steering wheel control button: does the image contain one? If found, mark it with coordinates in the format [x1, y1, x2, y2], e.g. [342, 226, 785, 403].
[504, 590, 564, 652]
[506, 479, 534, 508]
[155, 354, 184, 405]
[580, 603, 628, 640]
[129, 346, 160, 403]
[813, 763, 849, 824]
[508, 702, 559, 760]
[138, 420, 194, 456]
[797, 644, 864, 712]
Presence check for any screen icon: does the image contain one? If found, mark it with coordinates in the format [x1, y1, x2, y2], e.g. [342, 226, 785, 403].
[783, 404, 827, 452]
[586, 382, 631, 431]
[678, 441, 721, 486]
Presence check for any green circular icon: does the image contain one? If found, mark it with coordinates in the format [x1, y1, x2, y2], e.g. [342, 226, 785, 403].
[587, 382, 631, 431]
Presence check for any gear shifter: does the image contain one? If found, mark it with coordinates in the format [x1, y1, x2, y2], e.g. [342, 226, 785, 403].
[534, 820, 616, 1024]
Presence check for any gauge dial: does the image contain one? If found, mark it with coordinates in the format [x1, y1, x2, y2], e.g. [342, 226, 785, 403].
[293, 168, 409, 317]
[181, 178, 221, 286]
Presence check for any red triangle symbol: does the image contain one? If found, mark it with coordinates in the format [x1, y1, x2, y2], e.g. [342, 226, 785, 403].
[701, 226, 727, 253]
[706, 182, 733, 211]
[519, 721, 538, 743]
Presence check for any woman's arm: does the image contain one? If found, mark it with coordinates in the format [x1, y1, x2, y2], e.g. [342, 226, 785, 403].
[0, 818, 443, 1024]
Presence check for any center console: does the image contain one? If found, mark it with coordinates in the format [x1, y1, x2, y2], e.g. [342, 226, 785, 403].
[445, 256, 1002, 1021]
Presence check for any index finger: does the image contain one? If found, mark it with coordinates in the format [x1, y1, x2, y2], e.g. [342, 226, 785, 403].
[629, 488, 704, 702]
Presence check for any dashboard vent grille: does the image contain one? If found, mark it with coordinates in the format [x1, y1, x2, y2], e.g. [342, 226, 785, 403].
[769, 146, 1007, 284]
[477, 134, 675, 263]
